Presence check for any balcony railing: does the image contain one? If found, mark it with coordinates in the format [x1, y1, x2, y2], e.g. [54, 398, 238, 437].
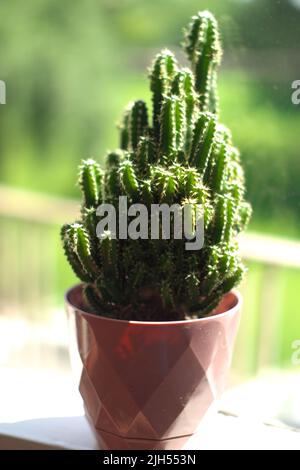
[1, 184, 299, 376]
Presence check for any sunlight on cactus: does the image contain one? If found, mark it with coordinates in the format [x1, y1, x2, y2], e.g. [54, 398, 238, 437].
[61, 11, 252, 321]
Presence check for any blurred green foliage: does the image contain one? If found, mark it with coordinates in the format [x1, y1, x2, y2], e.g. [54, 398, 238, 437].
[0, 0, 300, 235]
[1, 0, 300, 374]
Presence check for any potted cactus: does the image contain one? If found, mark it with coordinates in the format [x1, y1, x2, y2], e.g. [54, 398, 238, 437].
[63, 11, 251, 450]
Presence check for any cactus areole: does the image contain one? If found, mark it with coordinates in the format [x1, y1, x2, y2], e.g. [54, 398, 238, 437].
[62, 11, 251, 322]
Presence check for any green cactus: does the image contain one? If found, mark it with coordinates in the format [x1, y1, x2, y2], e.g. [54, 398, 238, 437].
[61, 11, 251, 321]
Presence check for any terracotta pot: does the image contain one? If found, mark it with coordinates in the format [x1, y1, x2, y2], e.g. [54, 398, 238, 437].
[66, 284, 241, 450]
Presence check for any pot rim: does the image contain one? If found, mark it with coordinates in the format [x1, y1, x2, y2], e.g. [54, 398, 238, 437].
[65, 283, 242, 326]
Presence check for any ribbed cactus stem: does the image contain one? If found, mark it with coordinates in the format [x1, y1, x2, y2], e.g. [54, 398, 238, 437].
[195, 116, 217, 174]
[210, 142, 228, 193]
[79, 159, 103, 208]
[213, 196, 228, 244]
[176, 98, 186, 151]
[140, 179, 153, 206]
[100, 232, 118, 279]
[119, 101, 149, 151]
[221, 264, 245, 293]
[136, 136, 156, 173]
[119, 159, 139, 199]
[223, 197, 235, 242]
[61, 224, 92, 282]
[189, 113, 210, 164]
[184, 11, 222, 114]
[185, 168, 200, 197]
[70, 223, 100, 277]
[106, 150, 122, 168]
[119, 108, 130, 150]
[172, 69, 197, 152]
[239, 202, 252, 231]
[83, 207, 101, 263]
[150, 49, 178, 140]
[83, 285, 108, 313]
[129, 100, 149, 150]
[154, 169, 178, 203]
[159, 95, 177, 158]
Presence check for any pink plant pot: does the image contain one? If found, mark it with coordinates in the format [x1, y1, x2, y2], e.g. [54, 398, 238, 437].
[66, 284, 241, 450]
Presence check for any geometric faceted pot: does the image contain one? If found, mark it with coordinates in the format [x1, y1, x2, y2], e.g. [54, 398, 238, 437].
[65, 284, 241, 450]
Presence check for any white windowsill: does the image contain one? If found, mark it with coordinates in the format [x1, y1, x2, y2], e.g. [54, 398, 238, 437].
[0, 367, 299, 450]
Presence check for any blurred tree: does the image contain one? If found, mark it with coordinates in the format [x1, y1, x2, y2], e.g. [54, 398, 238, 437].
[234, 0, 300, 49]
